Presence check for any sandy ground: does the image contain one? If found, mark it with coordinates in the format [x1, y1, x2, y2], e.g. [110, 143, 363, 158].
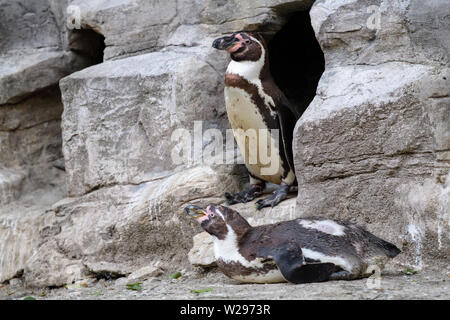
[1, 266, 449, 300]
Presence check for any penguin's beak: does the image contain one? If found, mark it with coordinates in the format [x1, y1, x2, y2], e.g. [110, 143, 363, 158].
[184, 205, 207, 218]
[212, 35, 236, 51]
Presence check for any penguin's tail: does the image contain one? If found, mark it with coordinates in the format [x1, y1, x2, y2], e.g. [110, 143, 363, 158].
[368, 234, 401, 258]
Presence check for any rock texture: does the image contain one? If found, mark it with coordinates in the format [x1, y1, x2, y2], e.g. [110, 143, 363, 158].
[3, 268, 450, 300]
[0, 168, 25, 205]
[69, 0, 314, 61]
[0, 0, 93, 104]
[24, 166, 238, 287]
[188, 231, 216, 267]
[0, 0, 95, 282]
[0, 86, 65, 192]
[293, 0, 450, 269]
[60, 51, 226, 196]
[0, 186, 65, 283]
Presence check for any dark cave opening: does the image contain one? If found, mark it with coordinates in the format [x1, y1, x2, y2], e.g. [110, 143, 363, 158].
[267, 11, 325, 118]
[68, 28, 105, 65]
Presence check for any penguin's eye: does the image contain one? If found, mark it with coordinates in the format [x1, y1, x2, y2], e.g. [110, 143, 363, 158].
[244, 39, 250, 44]
[210, 213, 215, 218]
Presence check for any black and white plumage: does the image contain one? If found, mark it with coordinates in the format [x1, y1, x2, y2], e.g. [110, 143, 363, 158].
[212, 31, 298, 210]
[185, 204, 401, 284]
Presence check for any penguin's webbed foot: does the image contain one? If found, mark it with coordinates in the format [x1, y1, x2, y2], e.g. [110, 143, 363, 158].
[255, 183, 289, 210]
[225, 183, 264, 205]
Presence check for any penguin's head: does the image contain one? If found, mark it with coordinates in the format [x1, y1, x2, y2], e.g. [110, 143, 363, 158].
[212, 31, 266, 62]
[185, 204, 252, 240]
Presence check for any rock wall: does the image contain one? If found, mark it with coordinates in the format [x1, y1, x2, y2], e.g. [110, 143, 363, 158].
[60, 51, 226, 196]
[0, 0, 94, 282]
[0, 0, 448, 286]
[293, 0, 449, 268]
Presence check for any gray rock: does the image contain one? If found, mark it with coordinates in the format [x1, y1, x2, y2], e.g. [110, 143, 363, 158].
[24, 240, 86, 288]
[311, 0, 449, 68]
[0, 50, 87, 104]
[60, 50, 227, 196]
[0, 86, 63, 168]
[0, 168, 26, 205]
[188, 232, 216, 267]
[0, 0, 61, 52]
[0, 185, 65, 283]
[66, 0, 313, 60]
[24, 166, 239, 286]
[8, 278, 23, 287]
[0, 0, 92, 104]
[293, 0, 450, 269]
[0, 86, 66, 205]
[128, 265, 164, 280]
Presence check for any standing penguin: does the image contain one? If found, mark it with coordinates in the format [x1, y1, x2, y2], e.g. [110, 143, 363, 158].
[212, 31, 298, 210]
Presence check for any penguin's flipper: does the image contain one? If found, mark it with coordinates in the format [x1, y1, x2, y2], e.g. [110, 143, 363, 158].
[284, 263, 337, 284]
[276, 103, 297, 176]
[256, 242, 336, 284]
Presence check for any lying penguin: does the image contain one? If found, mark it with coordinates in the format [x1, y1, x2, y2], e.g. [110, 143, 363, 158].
[212, 31, 298, 210]
[185, 204, 400, 284]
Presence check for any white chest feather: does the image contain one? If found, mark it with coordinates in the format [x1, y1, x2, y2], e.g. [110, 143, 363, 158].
[213, 226, 286, 283]
[214, 226, 264, 269]
[224, 86, 268, 131]
[224, 86, 285, 183]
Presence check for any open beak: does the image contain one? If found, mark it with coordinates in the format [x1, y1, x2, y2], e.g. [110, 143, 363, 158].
[212, 35, 236, 51]
[184, 205, 207, 218]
